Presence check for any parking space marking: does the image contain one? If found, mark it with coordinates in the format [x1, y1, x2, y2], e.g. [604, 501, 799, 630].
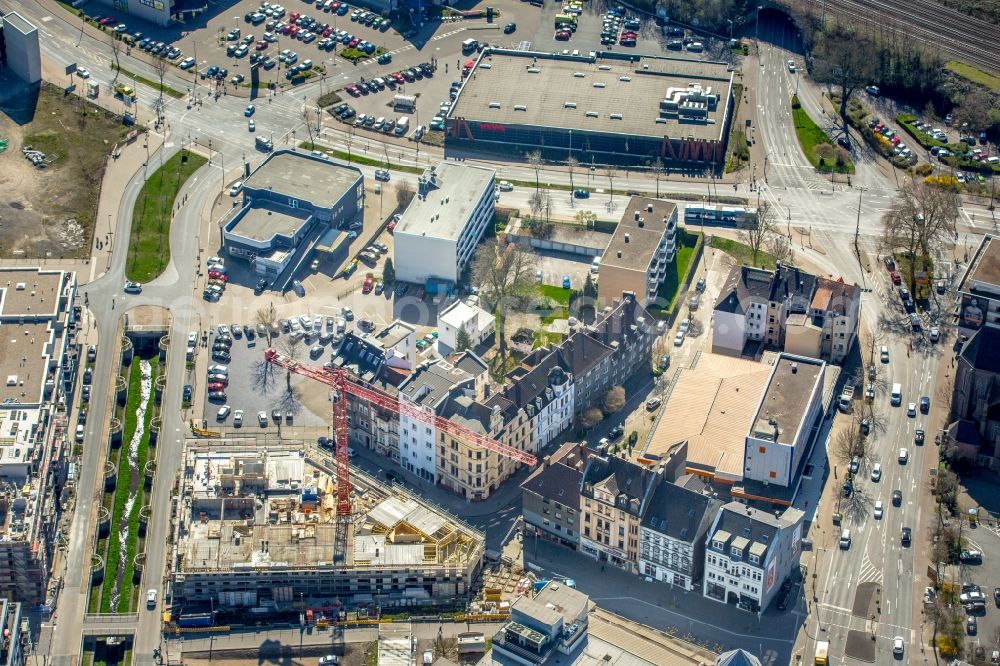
[430, 28, 466, 41]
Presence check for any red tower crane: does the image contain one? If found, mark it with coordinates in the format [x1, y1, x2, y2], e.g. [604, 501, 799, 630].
[263, 348, 537, 520]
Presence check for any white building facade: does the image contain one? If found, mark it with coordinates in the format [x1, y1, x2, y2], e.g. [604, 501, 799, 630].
[393, 162, 496, 286]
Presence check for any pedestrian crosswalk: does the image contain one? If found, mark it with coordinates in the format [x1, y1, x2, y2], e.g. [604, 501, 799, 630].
[859, 553, 883, 585]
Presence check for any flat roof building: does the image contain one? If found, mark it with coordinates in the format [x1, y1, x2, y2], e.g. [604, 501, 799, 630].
[447, 50, 734, 168]
[222, 150, 363, 285]
[957, 233, 1000, 331]
[393, 162, 496, 287]
[0, 12, 41, 84]
[598, 197, 679, 307]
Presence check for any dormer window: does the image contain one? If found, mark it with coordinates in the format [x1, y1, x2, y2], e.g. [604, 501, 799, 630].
[749, 554, 760, 565]
[731, 547, 742, 559]
[712, 540, 724, 551]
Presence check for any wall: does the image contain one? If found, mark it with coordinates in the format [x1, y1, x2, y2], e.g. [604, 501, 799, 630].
[393, 231, 458, 284]
[711, 310, 745, 355]
[1, 13, 41, 84]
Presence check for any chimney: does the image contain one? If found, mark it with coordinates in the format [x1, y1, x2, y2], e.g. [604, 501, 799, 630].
[791, 363, 797, 374]
[543, 455, 551, 469]
[634, 211, 640, 221]
[617, 250, 622, 258]
[647, 203, 653, 213]
[624, 233, 630, 243]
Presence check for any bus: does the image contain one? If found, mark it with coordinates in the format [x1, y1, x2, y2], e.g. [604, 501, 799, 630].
[554, 13, 577, 28]
[683, 204, 755, 228]
[814, 640, 829, 665]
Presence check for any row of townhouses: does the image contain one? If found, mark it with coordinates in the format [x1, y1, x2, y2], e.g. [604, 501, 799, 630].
[521, 444, 804, 613]
[337, 291, 655, 500]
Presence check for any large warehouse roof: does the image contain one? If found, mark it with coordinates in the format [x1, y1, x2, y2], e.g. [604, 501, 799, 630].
[450, 50, 733, 142]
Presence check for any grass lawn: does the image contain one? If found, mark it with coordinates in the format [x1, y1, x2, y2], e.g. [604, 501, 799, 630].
[299, 142, 424, 174]
[792, 97, 855, 174]
[339, 46, 387, 63]
[111, 65, 184, 99]
[946, 61, 1000, 93]
[125, 150, 207, 283]
[711, 236, 777, 270]
[537, 284, 572, 305]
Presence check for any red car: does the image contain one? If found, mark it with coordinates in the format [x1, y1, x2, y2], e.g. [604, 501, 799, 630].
[345, 84, 360, 96]
[362, 276, 374, 293]
[289, 25, 300, 37]
[555, 30, 571, 40]
[621, 31, 637, 39]
[290, 11, 300, 21]
[387, 220, 397, 232]
[256, 40, 269, 50]
[891, 136, 901, 145]
[323, 26, 333, 36]
[890, 270, 901, 285]
[282, 23, 294, 34]
[207, 382, 227, 391]
[348, 38, 359, 47]
[208, 270, 227, 281]
[391, 72, 405, 83]
[99, 16, 117, 25]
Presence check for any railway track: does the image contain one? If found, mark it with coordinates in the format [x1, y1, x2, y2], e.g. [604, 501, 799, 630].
[802, 0, 1000, 75]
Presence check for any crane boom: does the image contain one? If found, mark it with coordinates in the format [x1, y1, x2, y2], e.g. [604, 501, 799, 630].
[263, 348, 537, 470]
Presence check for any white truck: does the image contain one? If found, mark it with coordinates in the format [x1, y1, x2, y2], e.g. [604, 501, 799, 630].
[394, 116, 409, 135]
[838, 385, 855, 412]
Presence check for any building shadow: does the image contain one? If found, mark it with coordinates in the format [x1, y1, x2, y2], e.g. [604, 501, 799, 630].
[0, 73, 39, 125]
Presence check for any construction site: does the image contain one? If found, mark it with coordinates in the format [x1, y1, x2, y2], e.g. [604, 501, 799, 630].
[170, 442, 485, 614]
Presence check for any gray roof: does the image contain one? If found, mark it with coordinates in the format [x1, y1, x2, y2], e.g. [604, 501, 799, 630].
[714, 265, 774, 314]
[602, 197, 678, 273]
[394, 162, 495, 241]
[769, 264, 816, 305]
[440, 394, 493, 435]
[503, 351, 571, 413]
[709, 502, 803, 564]
[521, 443, 591, 505]
[332, 332, 385, 383]
[243, 150, 362, 209]
[450, 49, 733, 143]
[398, 358, 476, 409]
[960, 326, 1000, 375]
[640, 482, 716, 544]
[581, 455, 660, 518]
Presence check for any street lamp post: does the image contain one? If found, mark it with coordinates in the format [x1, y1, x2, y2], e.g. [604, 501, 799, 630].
[854, 185, 867, 253]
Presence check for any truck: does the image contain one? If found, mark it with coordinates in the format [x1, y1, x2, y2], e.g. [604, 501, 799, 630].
[393, 94, 416, 113]
[86, 80, 99, 98]
[838, 385, 855, 412]
[461, 38, 478, 54]
[177, 613, 214, 628]
[814, 640, 829, 665]
[394, 116, 409, 135]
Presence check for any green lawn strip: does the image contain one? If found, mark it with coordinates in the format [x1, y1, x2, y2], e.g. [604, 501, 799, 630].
[791, 96, 855, 174]
[100, 361, 144, 612]
[111, 65, 184, 100]
[118, 356, 158, 613]
[946, 61, 1000, 93]
[537, 285, 571, 304]
[126, 150, 207, 283]
[647, 230, 700, 318]
[895, 113, 949, 149]
[299, 141, 424, 174]
[339, 46, 388, 63]
[710, 236, 777, 270]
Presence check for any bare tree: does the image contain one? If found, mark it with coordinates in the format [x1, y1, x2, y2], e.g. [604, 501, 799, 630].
[278, 335, 304, 389]
[527, 150, 543, 194]
[687, 318, 704, 337]
[566, 156, 579, 197]
[603, 386, 626, 413]
[879, 183, 960, 293]
[812, 24, 877, 141]
[151, 55, 168, 105]
[109, 32, 123, 84]
[432, 636, 458, 661]
[953, 89, 992, 133]
[604, 166, 616, 207]
[471, 239, 538, 368]
[528, 190, 544, 220]
[739, 200, 779, 266]
[651, 157, 664, 198]
[345, 126, 355, 163]
[541, 190, 553, 223]
[396, 180, 415, 209]
[767, 233, 795, 266]
[302, 108, 315, 146]
[255, 303, 278, 345]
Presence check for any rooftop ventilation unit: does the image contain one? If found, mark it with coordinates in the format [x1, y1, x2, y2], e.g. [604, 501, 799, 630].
[585, 111, 598, 117]
[514, 105, 527, 111]
[573, 72, 585, 77]
[619, 76, 631, 81]
[489, 102, 501, 108]
[564, 102, 577, 108]
[593, 82, 606, 88]
[609, 113, 622, 119]
[598, 65, 612, 71]
[527, 67, 541, 73]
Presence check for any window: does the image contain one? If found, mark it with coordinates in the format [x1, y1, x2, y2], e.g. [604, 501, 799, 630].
[758, 446, 766, 453]
[769, 471, 777, 479]
[749, 554, 759, 565]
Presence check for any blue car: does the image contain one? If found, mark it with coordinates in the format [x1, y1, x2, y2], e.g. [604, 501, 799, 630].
[336, 4, 348, 14]
[205, 65, 220, 78]
[245, 104, 255, 116]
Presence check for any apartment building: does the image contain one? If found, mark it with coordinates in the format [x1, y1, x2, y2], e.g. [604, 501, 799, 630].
[703, 502, 804, 613]
[957, 233, 1000, 331]
[520, 443, 591, 550]
[579, 455, 661, 572]
[713, 263, 857, 364]
[437, 297, 495, 354]
[0, 598, 27, 666]
[0, 268, 78, 605]
[638, 482, 719, 591]
[597, 197, 679, 308]
[392, 161, 496, 286]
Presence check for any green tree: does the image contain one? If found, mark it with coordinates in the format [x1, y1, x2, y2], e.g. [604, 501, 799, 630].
[455, 327, 473, 353]
[583, 272, 597, 300]
[382, 257, 395, 284]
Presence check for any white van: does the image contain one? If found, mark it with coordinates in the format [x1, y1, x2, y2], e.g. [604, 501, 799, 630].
[891, 383, 902, 406]
[76, 424, 85, 442]
[591, 256, 601, 273]
[462, 38, 478, 54]
[394, 116, 409, 135]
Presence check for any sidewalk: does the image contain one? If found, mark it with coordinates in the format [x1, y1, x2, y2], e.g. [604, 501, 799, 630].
[88, 131, 166, 283]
